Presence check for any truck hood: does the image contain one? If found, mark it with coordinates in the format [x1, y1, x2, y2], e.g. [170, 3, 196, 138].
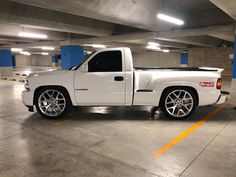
[27, 70, 73, 78]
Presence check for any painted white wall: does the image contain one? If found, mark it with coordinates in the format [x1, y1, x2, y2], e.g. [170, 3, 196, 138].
[15, 54, 51, 67]
[31, 55, 51, 66]
[132, 51, 180, 67]
[15, 55, 32, 66]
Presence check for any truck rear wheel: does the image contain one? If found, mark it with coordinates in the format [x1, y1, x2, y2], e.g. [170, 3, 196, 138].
[35, 87, 71, 119]
[160, 88, 197, 119]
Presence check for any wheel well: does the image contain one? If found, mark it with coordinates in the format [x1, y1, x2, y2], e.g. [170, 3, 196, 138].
[159, 86, 199, 106]
[33, 85, 72, 105]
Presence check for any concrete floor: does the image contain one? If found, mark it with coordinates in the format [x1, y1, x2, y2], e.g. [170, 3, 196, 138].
[0, 67, 236, 177]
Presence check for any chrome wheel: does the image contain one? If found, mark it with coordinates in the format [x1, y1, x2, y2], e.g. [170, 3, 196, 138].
[38, 89, 66, 117]
[165, 89, 194, 118]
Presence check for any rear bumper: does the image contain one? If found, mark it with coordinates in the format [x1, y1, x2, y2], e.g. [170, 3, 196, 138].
[216, 91, 230, 105]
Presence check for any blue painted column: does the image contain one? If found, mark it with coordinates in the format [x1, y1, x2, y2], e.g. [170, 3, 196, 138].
[232, 35, 236, 91]
[61, 45, 84, 69]
[0, 50, 13, 76]
[180, 52, 188, 67]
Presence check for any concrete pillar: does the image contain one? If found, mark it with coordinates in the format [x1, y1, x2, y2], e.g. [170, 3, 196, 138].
[0, 50, 13, 76]
[232, 35, 236, 93]
[180, 52, 188, 67]
[52, 54, 58, 67]
[61, 45, 84, 70]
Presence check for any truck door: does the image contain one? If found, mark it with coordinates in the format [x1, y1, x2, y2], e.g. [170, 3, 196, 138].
[74, 50, 126, 105]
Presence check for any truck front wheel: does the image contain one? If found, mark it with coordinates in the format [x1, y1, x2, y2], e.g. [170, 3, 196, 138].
[35, 87, 71, 119]
[160, 88, 197, 119]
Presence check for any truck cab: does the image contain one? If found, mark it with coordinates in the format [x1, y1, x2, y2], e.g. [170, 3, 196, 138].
[73, 48, 134, 106]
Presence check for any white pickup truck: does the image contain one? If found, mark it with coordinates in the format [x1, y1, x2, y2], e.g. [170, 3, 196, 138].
[22, 47, 227, 119]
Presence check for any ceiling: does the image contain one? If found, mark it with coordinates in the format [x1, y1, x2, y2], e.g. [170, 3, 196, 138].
[0, 0, 235, 54]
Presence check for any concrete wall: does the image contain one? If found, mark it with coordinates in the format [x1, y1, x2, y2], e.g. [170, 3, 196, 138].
[133, 48, 233, 76]
[15, 54, 51, 67]
[188, 47, 233, 75]
[133, 51, 180, 67]
[15, 55, 32, 66]
[31, 55, 51, 66]
[15, 51, 180, 68]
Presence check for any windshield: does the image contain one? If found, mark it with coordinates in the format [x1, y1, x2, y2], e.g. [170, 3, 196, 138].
[69, 51, 96, 70]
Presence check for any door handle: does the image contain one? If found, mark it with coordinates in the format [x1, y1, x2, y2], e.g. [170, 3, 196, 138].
[114, 76, 124, 81]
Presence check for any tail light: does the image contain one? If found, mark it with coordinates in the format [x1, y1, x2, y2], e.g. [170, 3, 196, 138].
[216, 78, 222, 90]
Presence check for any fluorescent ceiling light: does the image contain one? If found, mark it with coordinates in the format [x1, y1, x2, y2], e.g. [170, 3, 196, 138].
[42, 47, 55, 51]
[20, 51, 31, 56]
[91, 44, 106, 48]
[157, 13, 184, 25]
[41, 52, 49, 55]
[146, 41, 161, 50]
[162, 49, 170, 53]
[146, 45, 161, 50]
[11, 48, 22, 52]
[18, 32, 48, 39]
[148, 42, 160, 46]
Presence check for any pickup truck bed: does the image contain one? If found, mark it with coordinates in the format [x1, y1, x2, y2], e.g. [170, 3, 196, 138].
[134, 67, 218, 71]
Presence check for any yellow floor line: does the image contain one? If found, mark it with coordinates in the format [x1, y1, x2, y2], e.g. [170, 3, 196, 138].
[154, 105, 224, 157]
[55, 119, 70, 125]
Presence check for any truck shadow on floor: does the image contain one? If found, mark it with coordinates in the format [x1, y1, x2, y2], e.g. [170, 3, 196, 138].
[23, 105, 236, 126]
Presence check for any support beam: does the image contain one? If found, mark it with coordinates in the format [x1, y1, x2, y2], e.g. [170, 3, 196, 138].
[155, 25, 234, 38]
[0, 41, 16, 45]
[102, 39, 188, 49]
[210, 0, 236, 20]
[65, 25, 234, 45]
[1, 41, 61, 49]
[66, 32, 155, 44]
[2, 25, 234, 50]
[0, 23, 68, 41]
[0, 36, 35, 43]
[156, 36, 223, 47]
[209, 32, 234, 42]
[156, 37, 213, 47]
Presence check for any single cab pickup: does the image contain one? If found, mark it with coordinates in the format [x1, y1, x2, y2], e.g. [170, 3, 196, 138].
[22, 47, 227, 119]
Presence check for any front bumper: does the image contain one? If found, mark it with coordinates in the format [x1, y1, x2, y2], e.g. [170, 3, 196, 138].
[216, 91, 230, 105]
[22, 90, 34, 106]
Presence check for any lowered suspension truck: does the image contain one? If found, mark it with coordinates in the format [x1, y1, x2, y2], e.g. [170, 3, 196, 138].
[22, 47, 227, 119]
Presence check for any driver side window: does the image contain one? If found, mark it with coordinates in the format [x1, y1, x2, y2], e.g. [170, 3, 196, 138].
[88, 51, 122, 72]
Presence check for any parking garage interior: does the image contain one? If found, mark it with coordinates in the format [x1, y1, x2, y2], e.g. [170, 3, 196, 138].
[0, 0, 236, 177]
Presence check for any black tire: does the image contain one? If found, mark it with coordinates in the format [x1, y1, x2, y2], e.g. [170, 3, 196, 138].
[160, 87, 197, 119]
[35, 87, 72, 119]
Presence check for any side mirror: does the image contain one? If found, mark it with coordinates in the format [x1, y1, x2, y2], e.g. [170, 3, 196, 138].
[81, 64, 88, 73]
